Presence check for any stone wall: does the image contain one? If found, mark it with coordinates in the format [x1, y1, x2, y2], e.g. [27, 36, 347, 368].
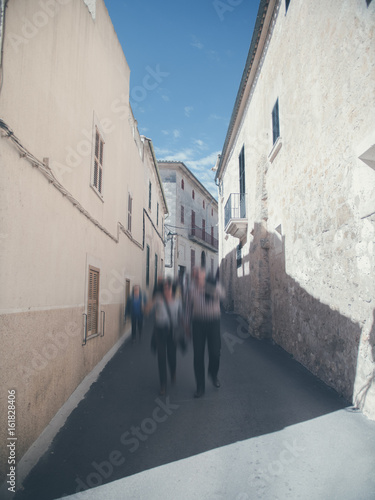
[218, 0, 375, 418]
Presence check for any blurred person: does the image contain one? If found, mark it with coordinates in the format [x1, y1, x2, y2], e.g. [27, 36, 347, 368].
[125, 285, 146, 344]
[186, 267, 224, 398]
[146, 279, 182, 395]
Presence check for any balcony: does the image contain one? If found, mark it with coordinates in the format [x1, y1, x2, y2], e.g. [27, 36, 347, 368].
[224, 193, 247, 239]
[189, 225, 218, 251]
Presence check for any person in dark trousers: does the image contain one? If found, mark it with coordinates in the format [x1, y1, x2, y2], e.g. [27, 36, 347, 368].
[125, 285, 146, 344]
[186, 267, 224, 398]
[147, 278, 182, 395]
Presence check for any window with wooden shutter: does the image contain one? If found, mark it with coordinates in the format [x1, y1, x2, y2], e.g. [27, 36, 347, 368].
[87, 266, 100, 336]
[93, 127, 104, 194]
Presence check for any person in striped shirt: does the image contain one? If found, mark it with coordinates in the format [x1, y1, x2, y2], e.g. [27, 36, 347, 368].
[186, 267, 224, 398]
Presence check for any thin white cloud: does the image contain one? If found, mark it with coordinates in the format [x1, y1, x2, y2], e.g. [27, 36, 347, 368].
[193, 139, 208, 150]
[191, 35, 204, 50]
[209, 113, 226, 121]
[185, 106, 193, 117]
[161, 130, 169, 136]
[173, 129, 181, 139]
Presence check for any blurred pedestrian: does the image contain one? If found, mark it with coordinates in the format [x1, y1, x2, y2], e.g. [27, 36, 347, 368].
[147, 278, 182, 395]
[186, 267, 224, 398]
[125, 285, 146, 344]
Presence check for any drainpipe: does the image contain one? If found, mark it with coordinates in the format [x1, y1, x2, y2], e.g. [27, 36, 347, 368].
[0, 0, 9, 96]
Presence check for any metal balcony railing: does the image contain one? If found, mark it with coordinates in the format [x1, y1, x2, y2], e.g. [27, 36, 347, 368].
[224, 193, 246, 228]
[189, 225, 218, 249]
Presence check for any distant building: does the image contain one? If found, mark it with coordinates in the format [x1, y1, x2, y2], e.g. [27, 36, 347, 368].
[158, 161, 219, 282]
[215, 0, 375, 419]
[0, 0, 167, 477]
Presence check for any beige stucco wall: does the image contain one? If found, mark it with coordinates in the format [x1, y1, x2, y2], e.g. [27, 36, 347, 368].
[218, 0, 375, 418]
[0, 0, 165, 479]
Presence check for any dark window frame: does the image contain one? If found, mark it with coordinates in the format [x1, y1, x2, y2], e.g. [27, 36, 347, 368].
[272, 98, 280, 145]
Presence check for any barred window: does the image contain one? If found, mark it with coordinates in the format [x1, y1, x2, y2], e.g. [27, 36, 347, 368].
[87, 266, 100, 336]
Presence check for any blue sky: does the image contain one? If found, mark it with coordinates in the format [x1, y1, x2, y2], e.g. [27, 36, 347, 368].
[104, 0, 259, 197]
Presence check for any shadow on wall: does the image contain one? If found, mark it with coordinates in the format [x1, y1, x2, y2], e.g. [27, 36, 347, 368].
[354, 310, 375, 413]
[219, 222, 372, 406]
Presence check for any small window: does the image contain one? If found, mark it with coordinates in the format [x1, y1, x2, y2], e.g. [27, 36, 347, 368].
[154, 254, 158, 290]
[181, 179, 184, 190]
[272, 98, 280, 145]
[148, 181, 152, 210]
[127, 193, 132, 232]
[211, 208, 214, 217]
[192, 190, 195, 200]
[203, 200, 205, 209]
[181, 205, 185, 224]
[211, 226, 214, 245]
[146, 245, 150, 287]
[236, 244, 242, 269]
[87, 266, 100, 336]
[157, 202, 159, 226]
[191, 249, 195, 270]
[285, 0, 291, 12]
[93, 127, 104, 194]
[202, 219, 206, 240]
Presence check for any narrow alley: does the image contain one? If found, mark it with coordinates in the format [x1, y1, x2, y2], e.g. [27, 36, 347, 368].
[9, 312, 375, 500]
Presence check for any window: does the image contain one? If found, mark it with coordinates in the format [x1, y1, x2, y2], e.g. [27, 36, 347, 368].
[157, 202, 159, 226]
[125, 279, 130, 318]
[211, 258, 214, 277]
[146, 245, 150, 287]
[236, 244, 242, 269]
[211, 208, 214, 217]
[181, 179, 185, 190]
[191, 249, 195, 270]
[181, 205, 185, 224]
[87, 266, 100, 336]
[93, 127, 104, 194]
[203, 200, 205, 209]
[127, 193, 132, 232]
[154, 254, 158, 290]
[192, 189, 195, 200]
[211, 226, 214, 245]
[285, 0, 291, 12]
[191, 210, 196, 235]
[148, 181, 152, 210]
[239, 146, 246, 218]
[202, 219, 206, 241]
[272, 98, 280, 145]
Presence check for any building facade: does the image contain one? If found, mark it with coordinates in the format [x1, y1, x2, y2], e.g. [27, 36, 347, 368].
[158, 161, 219, 282]
[0, 0, 167, 477]
[215, 0, 375, 419]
